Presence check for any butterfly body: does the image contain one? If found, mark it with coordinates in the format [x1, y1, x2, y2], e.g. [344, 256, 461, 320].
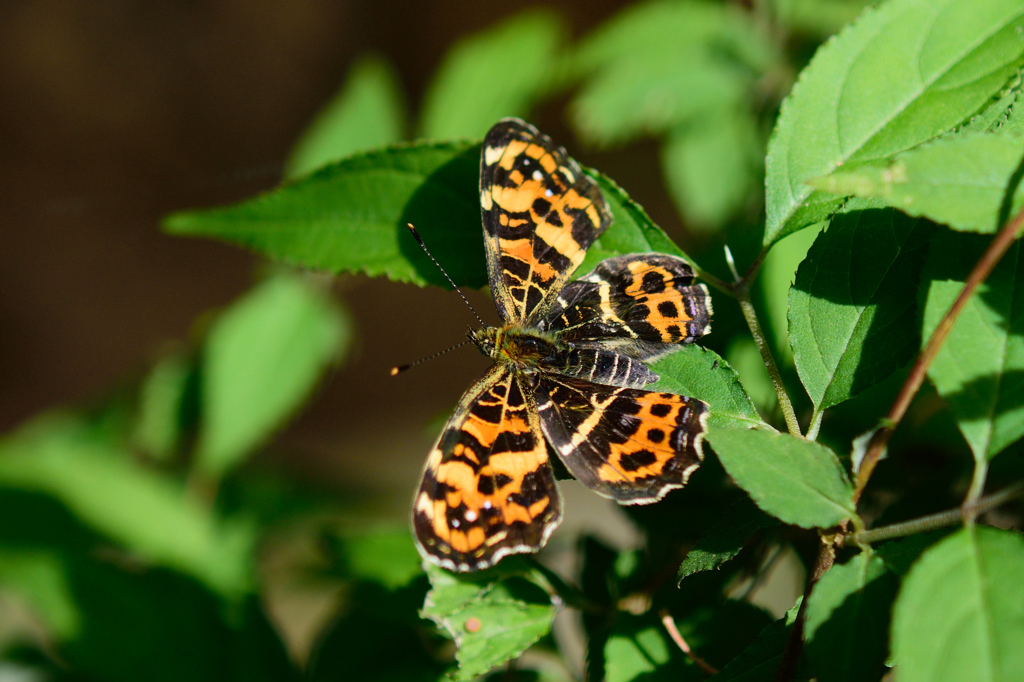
[412, 119, 712, 572]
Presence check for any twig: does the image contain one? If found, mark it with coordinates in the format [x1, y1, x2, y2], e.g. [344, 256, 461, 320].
[848, 480, 1024, 545]
[738, 292, 802, 437]
[774, 539, 835, 682]
[660, 609, 719, 676]
[853, 204, 1024, 504]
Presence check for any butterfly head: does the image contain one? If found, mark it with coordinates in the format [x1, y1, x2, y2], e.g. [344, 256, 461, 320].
[469, 326, 559, 370]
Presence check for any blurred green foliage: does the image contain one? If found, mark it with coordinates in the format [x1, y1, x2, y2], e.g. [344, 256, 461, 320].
[6, 0, 1024, 680]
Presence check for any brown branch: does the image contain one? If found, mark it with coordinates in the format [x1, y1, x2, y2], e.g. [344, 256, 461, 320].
[774, 537, 836, 682]
[660, 609, 720, 676]
[852, 204, 1024, 504]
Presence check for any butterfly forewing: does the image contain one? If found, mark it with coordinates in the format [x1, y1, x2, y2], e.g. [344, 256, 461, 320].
[480, 118, 612, 324]
[534, 375, 707, 504]
[412, 366, 562, 572]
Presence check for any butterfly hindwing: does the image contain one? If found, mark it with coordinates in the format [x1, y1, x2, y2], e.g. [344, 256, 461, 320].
[412, 366, 562, 572]
[541, 253, 712, 360]
[534, 374, 707, 504]
[480, 118, 612, 324]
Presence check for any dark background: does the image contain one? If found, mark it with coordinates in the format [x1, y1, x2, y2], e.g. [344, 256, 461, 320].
[0, 0, 700, 512]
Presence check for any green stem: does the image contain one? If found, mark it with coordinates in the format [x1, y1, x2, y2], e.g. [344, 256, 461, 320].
[738, 293, 802, 437]
[962, 459, 991, 524]
[850, 480, 1024, 545]
[805, 408, 824, 441]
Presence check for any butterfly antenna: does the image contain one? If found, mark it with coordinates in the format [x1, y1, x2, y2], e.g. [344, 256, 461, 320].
[390, 339, 471, 376]
[406, 223, 485, 327]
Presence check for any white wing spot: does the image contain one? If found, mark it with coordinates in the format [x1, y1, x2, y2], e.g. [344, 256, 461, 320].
[465, 510, 478, 522]
[533, 170, 543, 181]
[484, 145, 504, 165]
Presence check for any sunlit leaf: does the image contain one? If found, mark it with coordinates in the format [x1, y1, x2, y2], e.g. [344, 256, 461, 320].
[196, 274, 350, 478]
[336, 526, 423, 590]
[662, 107, 761, 231]
[133, 350, 195, 462]
[765, 0, 1024, 247]
[891, 526, 1024, 682]
[604, 615, 676, 682]
[923, 230, 1024, 461]
[165, 141, 485, 289]
[419, 10, 565, 140]
[167, 144, 692, 292]
[571, 0, 774, 145]
[789, 207, 932, 411]
[651, 345, 765, 429]
[707, 425, 855, 528]
[285, 55, 406, 180]
[774, 0, 874, 38]
[810, 132, 1024, 234]
[758, 221, 826, 365]
[422, 563, 556, 681]
[0, 415, 254, 596]
[0, 549, 79, 639]
[804, 551, 898, 682]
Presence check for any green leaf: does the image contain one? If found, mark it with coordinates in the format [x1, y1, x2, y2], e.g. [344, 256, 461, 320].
[724, 337, 777, 416]
[0, 415, 254, 596]
[309, 577, 444, 682]
[604, 615, 676, 682]
[422, 563, 556, 681]
[0, 549, 80, 639]
[774, 0, 874, 39]
[651, 346, 765, 430]
[165, 141, 485, 289]
[662, 107, 760, 231]
[922, 230, 1024, 460]
[59, 557, 295, 682]
[764, 0, 1024, 247]
[285, 55, 406, 180]
[891, 526, 1024, 682]
[706, 424, 856, 528]
[196, 274, 348, 477]
[571, 0, 774, 146]
[810, 132, 1024, 234]
[789, 208, 933, 411]
[677, 495, 777, 582]
[580, 168, 696, 271]
[758, 221, 826, 365]
[133, 350, 195, 462]
[336, 526, 423, 591]
[804, 551, 898, 682]
[419, 10, 565, 140]
[167, 142, 690, 292]
[710, 598, 802, 682]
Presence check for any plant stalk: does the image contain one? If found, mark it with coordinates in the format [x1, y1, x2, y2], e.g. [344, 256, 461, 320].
[849, 480, 1024, 545]
[852, 204, 1024, 503]
[738, 293, 802, 437]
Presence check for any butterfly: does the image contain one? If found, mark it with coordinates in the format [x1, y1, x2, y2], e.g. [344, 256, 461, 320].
[412, 118, 712, 572]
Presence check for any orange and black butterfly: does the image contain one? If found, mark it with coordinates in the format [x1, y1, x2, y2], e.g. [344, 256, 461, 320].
[412, 118, 712, 572]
